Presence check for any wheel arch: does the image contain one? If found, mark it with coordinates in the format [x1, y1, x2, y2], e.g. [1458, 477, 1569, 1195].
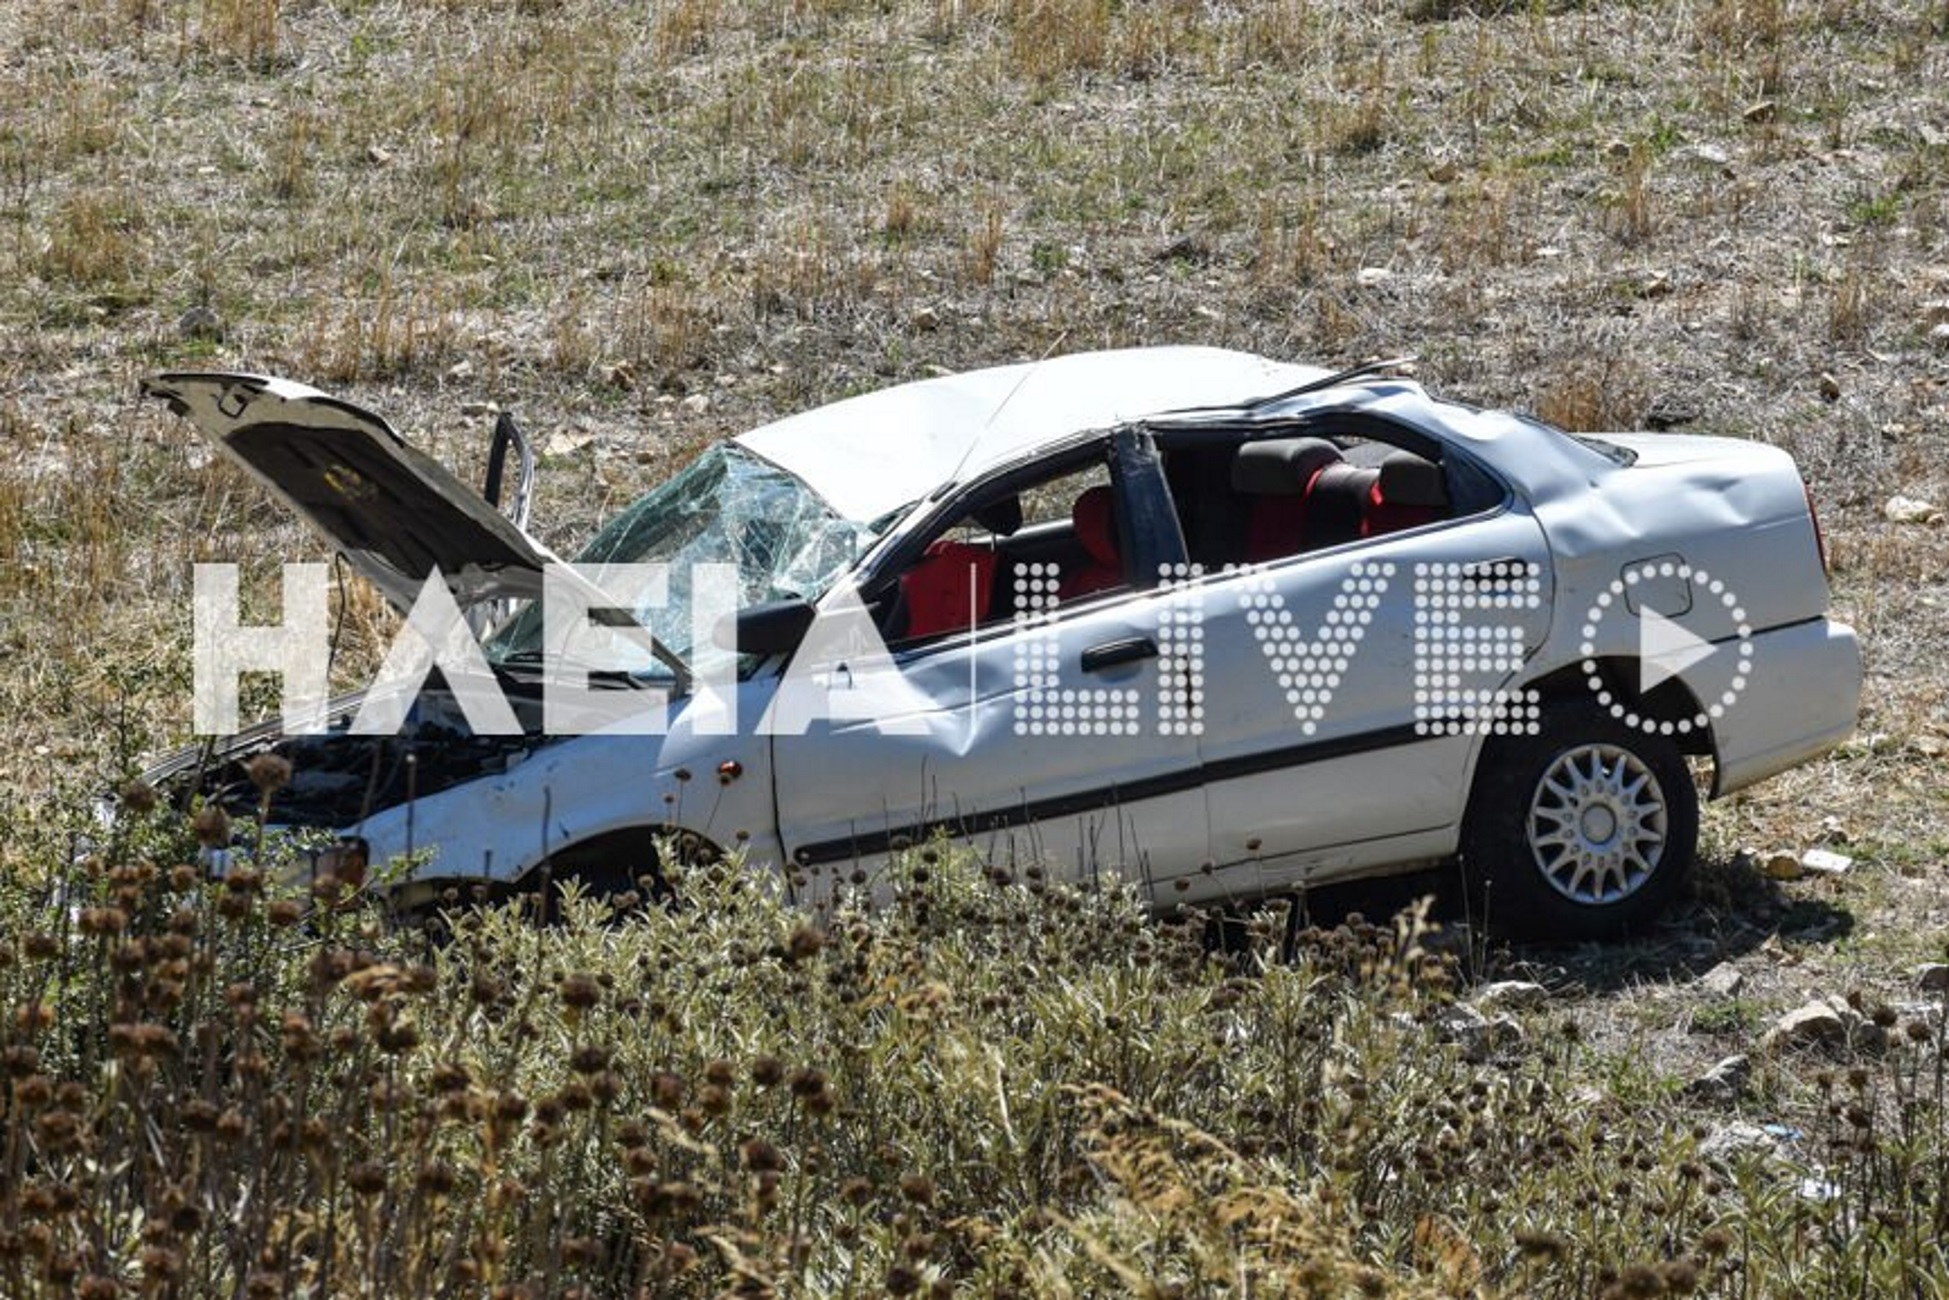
[1522, 656, 1716, 759]
[517, 823, 729, 895]
[1454, 655, 1716, 830]
[385, 824, 727, 924]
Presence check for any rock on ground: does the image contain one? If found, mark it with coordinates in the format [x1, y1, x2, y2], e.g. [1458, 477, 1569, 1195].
[1885, 495, 1943, 524]
[1684, 1054, 1752, 1104]
[1474, 979, 1550, 1012]
[1699, 1121, 1787, 1164]
[1698, 962, 1745, 998]
[1430, 1003, 1525, 1063]
[1760, 998, 1882, 1054]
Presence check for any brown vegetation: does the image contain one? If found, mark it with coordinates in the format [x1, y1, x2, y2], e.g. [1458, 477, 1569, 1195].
[1, 1, 1947, 1293]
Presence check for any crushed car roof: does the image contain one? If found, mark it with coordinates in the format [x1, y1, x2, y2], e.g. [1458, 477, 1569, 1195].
[734, 346, 1320, 520]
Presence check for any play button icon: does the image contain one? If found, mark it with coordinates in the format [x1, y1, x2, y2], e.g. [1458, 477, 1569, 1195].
[1638, 607, 1716, 693]
[1580, 560, 1756, 736]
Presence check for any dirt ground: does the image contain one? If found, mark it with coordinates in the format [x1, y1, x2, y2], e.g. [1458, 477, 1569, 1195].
[2, 0, 1947, 1123]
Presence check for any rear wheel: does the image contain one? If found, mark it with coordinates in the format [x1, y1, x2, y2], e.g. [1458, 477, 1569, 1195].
[1461, 702, 1697, 941]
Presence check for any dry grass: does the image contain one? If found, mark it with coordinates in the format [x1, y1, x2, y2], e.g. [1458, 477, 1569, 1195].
[2, 0, 1948, 1290]
[3, 827, 1944, 1297]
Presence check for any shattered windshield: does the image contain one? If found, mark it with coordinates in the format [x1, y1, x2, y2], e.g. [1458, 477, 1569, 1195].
[486, 443, 871, 677]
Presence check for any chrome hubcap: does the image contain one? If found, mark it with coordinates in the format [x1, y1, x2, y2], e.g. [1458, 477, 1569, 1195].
[1528, 743, 1666, 905]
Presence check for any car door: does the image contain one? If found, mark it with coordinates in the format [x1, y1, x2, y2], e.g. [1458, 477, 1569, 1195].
[769, 430, 1210, 900]
[1189, 434, 1554, 890]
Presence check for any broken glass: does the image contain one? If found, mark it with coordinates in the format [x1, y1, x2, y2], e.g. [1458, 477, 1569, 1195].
[486, 443, 872, 678]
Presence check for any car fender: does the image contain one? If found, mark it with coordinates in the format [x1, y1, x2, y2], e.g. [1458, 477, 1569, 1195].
[350, 714, 784, 888]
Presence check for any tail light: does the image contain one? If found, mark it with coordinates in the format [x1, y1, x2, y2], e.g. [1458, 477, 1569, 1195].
[1803, 480, 1829, 575]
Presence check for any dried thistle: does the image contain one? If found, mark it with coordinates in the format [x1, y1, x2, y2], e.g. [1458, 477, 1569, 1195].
[245, 752, 292, 797]
[191, 805, 231, 848]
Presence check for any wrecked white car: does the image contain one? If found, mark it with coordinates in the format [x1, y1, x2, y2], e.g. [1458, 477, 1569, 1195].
[142, 347, 1860, 938]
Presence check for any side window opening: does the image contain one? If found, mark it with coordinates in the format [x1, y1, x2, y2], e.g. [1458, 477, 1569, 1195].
[881, 457, 1121, 645]
[1180, 432, 1461, 568]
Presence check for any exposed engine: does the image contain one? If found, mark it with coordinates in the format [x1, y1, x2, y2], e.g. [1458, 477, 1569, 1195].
[149, 671, 549, 828]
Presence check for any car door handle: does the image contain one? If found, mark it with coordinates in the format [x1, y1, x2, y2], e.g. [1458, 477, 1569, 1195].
[1081, 636, 1158, 673]
[1463, 557, 1534, 587]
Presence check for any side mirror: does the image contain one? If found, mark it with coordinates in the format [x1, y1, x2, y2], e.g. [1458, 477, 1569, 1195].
[719, 599, 816, 656]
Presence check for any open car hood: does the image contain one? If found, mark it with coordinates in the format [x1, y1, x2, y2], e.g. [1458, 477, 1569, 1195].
[144, 372, 563, 613]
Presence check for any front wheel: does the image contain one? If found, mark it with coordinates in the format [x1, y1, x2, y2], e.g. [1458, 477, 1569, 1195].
[1460, 703, 1698, 941]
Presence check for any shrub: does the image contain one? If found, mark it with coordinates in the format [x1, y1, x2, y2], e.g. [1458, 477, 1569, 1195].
[1, 796, 1944, 1296]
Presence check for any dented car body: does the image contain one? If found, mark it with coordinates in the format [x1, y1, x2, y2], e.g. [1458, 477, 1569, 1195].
[143, 347, 1861, 937]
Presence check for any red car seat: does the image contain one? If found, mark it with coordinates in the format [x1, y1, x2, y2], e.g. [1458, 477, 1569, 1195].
[1060, 485, 1123, 599]
[1302, 461, 1380, 550]
[1232, 438, 1343, 562]
[899, 538, 998, 638]
[1362, 450, 1448, 537]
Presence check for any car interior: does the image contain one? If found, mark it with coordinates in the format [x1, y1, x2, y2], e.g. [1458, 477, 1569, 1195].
[879, 429, 1469, 645]
[1165, 434, 1452, 568]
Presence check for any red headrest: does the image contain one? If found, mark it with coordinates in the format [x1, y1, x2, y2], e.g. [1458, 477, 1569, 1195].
[1072, 486, 1118, 566]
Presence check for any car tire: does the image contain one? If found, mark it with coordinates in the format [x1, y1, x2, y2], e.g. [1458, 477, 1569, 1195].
[1460, 701, 1697, 941]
